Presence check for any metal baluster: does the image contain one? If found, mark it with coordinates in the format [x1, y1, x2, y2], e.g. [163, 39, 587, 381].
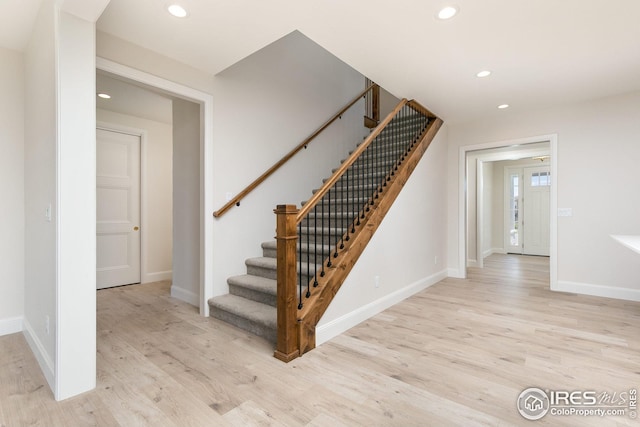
[313, 204, 318, 287]
[333, 182, 342, 258]
[326, 188, 332, 268]
[298, 221, 303, 309]
[320, 194, 326, 277]
[391, 114, 397, 175]
[374, 134, 379, 199]
[358, 155, 364, 221]
[341, 174, 346, 247]
[347, 166, 354, 236]
[306, 209, 310, 298]
[378, 132, 384, 196]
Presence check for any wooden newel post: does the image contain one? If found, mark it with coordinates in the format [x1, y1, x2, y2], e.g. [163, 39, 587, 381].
[372, 84, 380, 122]
[274, 204, 300, 362]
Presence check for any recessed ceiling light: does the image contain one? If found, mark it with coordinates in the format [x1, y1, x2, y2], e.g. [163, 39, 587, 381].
[167, 4, 188, 18]
[437, 6, 458, 20]
[97, 93, 111, 99]
[498, 104, 510, 109]
[476, 70, 491, 78]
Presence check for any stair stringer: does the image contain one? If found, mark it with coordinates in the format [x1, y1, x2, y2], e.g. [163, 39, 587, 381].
[295, 114, 444, 355]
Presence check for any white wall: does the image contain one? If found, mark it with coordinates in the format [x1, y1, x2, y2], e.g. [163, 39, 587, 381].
[379, 86, 400, 119]
[0, 47, 25, 336]
[210, 30, 369, 296]
[491, 162, 503, 251]
[23, 0, 58, 389]
[96, 31, 214, 94]
[448, 91, 640, 300]
[24, 0, 98, 400]
[56, 9, 97, 401]
[97, 109, 173, 283]
[317, 126, 449, 343]
[481, 162, 493, 258]
[172, 99, 201, 305]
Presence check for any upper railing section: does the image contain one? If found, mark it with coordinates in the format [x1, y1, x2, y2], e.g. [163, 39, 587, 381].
[274, 98, 442, 362]
[212, 83, 379, 218]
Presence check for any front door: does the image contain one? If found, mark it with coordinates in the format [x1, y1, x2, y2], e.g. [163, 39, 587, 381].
[522, 166, 551, 256]
[96, 128, 141, 289]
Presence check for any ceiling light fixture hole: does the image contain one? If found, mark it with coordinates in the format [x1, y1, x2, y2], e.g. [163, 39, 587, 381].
[437, 6, 458, 20]
[167, 4, 188, 18]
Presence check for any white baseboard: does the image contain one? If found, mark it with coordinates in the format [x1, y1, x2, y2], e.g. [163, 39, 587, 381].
[467, 259, 478, 267]
[22, 318, 55, 391]
[316, 269, 448, 346]
[448, 268, 464, 278]
[554, 280, 640, 302]
[483, 248, 506, 258]
[142, 270, 172, 284]
[0, 316, 23, 336]
[170, 285, 199, 306]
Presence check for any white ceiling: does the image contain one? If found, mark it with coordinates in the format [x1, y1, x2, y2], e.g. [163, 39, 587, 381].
[97, 72, 173, 124]
[0, 0, 42, 51]
[4, 0, 640, 124]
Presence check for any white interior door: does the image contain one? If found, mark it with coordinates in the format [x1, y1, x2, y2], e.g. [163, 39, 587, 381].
[96, 128, 141, 289]
[523, 166, 550, 256]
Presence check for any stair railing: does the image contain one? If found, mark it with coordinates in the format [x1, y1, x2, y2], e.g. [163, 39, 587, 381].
[213, 83, 379, 218]
[364, 77, 380, 128]
[274, 99, 442, 362]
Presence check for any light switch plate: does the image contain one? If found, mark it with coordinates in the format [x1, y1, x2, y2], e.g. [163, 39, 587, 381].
[557, 208, 573, 217]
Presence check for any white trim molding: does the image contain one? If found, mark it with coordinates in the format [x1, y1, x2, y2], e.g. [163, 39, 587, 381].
[458, 134, 558, 290]
[0, 316, 23, 336]
[23, 318, 55, 390]
[316, 269, 448, 346]
[171, 285, 199, 307]
[97, 57, 214, 317]
[554, 281, 640, 302]
[448, 268, 464, 279]
[143, 270, 173, 283]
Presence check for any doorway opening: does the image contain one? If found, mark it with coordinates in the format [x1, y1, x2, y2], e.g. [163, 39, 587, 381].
[96, 58, 214, 316]
[458, 135, 557, 288]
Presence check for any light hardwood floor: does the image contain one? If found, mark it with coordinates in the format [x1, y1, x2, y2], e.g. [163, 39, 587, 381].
[1, 254, 639, 426]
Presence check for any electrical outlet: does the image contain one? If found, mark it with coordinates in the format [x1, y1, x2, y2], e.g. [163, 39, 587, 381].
[225, 192, 233, 202]
[374, 275, 380, 288]
[45, 204, 52, 222]
[45, 315, 50, 335]
[434, 256, 438, 265]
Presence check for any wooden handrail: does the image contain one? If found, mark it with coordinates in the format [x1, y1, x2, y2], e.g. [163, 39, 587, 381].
[296, 99, 409, 222]
[407, 99, 437, 119]
[275, 96, 443, 360]
[212, 83, 378, 218]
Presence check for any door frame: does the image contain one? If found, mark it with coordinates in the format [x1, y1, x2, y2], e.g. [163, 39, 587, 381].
[97, 57, 214, 316]
[472, 145, 549, 268]
[503, 166, 523, 255]
[521, 164, 551, 256]
[96, 122, 147, 287]
[460, 134, 558, 289]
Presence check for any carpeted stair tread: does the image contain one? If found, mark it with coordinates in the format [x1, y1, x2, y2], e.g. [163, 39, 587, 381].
[228, 275, 276, 306]
[246, 256, 322, 279]
[261, 240, 333, 255]
[208, 294, 276, 342]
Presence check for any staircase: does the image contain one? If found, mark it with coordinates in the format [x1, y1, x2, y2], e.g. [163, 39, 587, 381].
[208, 107, 435, 344]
